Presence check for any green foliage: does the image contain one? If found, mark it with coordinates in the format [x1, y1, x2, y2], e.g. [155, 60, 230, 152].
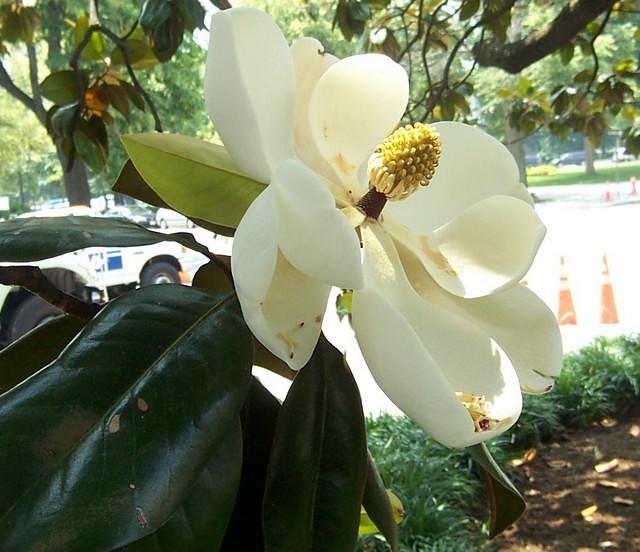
[263, 337, 368, 551]
[0, 316, 86, 394]
[364, 415, 485, 550]
[0, 285, 253, 551]
[0, 215, 212, 262]
[121, 133, 265, 233]
[555, 335, 640, 426]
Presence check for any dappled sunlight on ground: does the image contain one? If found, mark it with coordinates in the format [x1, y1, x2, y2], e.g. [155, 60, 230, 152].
[496, 411, 640, 551]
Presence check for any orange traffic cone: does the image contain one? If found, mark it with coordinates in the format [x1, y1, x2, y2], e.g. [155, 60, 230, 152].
[604, 185, 612, 203]
[558, 256, 577, 325]
[600, 253, 619, 324]
[631, 176, 638, 196]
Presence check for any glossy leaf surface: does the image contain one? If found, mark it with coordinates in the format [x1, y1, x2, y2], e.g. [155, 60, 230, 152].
[468, 443, 526, 538]
[221, 378, 281, 551]
[0, 315, 85, 394]
[0, 216, 212, 262]
[115, 419, 243, 552]
[360, 452, 400, 551]
[263, 336, 368, 552]
[0, 285, 252, 551]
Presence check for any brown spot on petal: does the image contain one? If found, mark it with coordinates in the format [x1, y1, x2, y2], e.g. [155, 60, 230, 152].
[333, 153, 355, 176]
[418, 235, 457, 276]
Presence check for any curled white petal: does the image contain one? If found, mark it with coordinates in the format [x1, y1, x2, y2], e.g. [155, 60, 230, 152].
[386, 122, 533, 233]
[396, 240, 562, 393]
[204, 7, 295, 182]
[238, 252, 330, 371]
[231, 187, 278, 304]
[352, 224, 522, 448]
[309, 54, 408, 192]
[386, 195, 546, 298]
[291, 38, 341, 187]
[271, 159, 363, 290]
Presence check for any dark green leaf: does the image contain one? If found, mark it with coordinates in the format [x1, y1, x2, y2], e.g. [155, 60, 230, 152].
[113, 160, 236, 237]
[460, 0, 480, 21]
[347, 0, 371, 23]
[50, 102, 80, 138]
[0, 215, 213, 262]
[361, 452, 399, 551]
[468, 443, 526, 538]
[175, 0, 205, 31]
[0, 316, 85, 395]
[74, 117, 109, 173]
[263, 336, 368, 552]
[139, 0, 172, 31]
[121, 133, 264, 231]
[221, 378, 281, 551]
[116, 419, 243, 552]
[40, 70, 84, 105]
[0, 286, 252, 551]
[192, 259, 233, 294]
[151, 10, 185, 62]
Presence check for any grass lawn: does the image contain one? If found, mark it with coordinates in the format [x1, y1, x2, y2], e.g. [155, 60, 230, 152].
[528, 160, 640, 187]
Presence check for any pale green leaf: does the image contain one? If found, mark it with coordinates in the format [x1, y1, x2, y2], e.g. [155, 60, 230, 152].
[121, 133, 266, 230]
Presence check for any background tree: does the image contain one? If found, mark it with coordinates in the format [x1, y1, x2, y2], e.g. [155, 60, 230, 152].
[0, 0, 210, 206]
[325, 0, 640, 183]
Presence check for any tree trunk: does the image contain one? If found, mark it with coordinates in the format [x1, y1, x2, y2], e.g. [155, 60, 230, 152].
[504, 113, 528, 187]
[56, 142, 91, 206]
[584, 136, 596, 176]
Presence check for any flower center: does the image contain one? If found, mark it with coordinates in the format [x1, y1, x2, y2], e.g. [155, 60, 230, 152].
[356, 123, 441, 219]
[456, 392, 507, 433]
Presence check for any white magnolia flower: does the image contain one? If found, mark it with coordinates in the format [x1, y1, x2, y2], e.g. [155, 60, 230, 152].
[204, 7, 562, 448]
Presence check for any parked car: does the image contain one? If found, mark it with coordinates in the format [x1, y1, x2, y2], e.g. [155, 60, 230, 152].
[155, 207, 195, 229]
[552, 151, 585, 167]
[525, 154, 543, 167]
[1, 207, 207, 345]
[105, 204, 158, 228]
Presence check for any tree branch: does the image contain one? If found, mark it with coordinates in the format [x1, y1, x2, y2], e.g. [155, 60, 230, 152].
[26, 44, 47, 124]
[473, 0, 617, 73]
[0, 60, 37, 116]
[0, 266, 102, 320]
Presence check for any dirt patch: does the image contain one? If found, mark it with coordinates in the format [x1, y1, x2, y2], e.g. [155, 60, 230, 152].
[495, 411, 640, 552]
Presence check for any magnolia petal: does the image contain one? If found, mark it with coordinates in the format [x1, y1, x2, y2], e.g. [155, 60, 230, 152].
[239, 252, 330, 371]
[387, 195, 546, 298]
[271, 159, 363, 289]
[396, 241, 562, 394]
[386, 122, 533, 233]
[308, 54, 408, 191]
[290, 38, 342, 188]
[204, 8, 295, 183]
[353, 224, 522, 448]
[231, 187, 278, 304]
